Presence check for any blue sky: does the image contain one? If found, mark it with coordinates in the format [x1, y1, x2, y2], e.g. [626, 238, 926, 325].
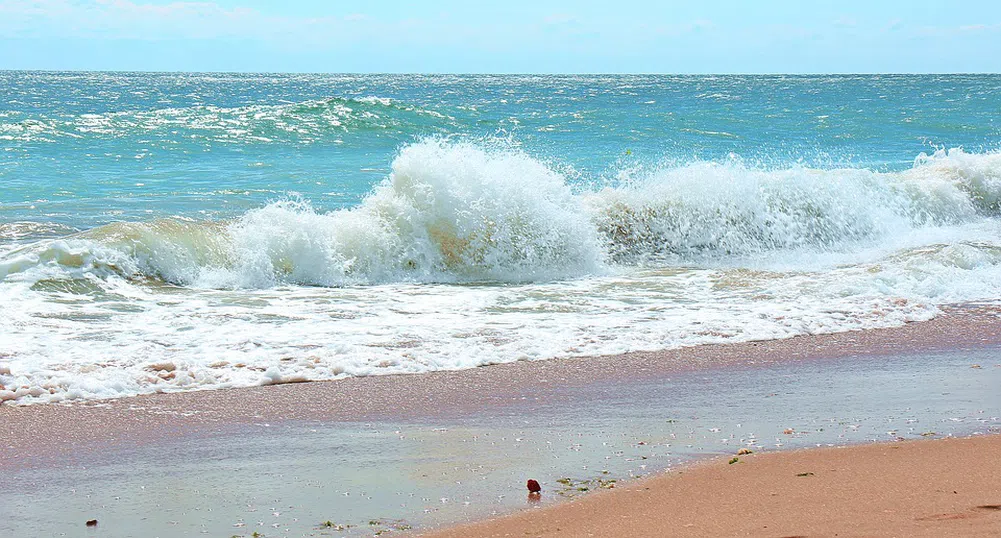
[1, 0, 999, 73]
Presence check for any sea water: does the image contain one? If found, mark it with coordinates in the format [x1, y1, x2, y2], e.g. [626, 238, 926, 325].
[1, 72, 1000, 403]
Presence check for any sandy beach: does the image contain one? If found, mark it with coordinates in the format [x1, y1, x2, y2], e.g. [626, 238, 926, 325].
[424, 434, 1001, 538]
[2, 306, 1000, 536]
[4, 305, 1001, 468]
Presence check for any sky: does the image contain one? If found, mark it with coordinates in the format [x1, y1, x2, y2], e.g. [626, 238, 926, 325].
[0, 0, 999, 73]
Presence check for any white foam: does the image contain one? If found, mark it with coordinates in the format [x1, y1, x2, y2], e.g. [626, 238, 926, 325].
[587, 148, 1001, 264]
[217, 140, 602, 287]
[3, 143, 1001, 404]
[3, 140, 605, 287]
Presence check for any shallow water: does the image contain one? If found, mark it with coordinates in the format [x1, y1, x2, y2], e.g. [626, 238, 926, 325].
[3, 347, 999, 537]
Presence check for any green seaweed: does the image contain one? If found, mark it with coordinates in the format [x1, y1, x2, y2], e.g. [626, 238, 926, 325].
[319, 521, 353, 531]
[553, 475, 618, 497]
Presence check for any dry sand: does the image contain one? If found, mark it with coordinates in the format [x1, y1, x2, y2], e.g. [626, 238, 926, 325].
[424, 434, 1001, 538]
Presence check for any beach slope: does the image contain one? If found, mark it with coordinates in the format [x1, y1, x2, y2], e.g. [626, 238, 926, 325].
[424, 435, 1001, 538]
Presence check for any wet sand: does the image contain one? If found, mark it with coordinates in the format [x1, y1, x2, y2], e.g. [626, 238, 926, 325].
[1, 306, 1000, 536]
[4, 305, 1001, 468]
[425, 434, 1001, 538]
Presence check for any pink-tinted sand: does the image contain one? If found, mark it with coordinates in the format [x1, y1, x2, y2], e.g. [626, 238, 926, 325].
[4, 305, 1001, 469]
[423, 434, 1001, 538]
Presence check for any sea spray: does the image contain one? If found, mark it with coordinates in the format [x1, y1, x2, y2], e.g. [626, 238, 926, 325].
[220, 140, 603, 287]
[588, 148, 1001, 263]
[4, 143, 1001, 286]
[4, 143, 1001, 405]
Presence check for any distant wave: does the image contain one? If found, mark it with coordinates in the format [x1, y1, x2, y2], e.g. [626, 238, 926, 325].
[0, 96, 459, 144]
[3, 140, 1001, 288]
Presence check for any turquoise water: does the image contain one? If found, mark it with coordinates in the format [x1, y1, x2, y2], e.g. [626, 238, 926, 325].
[3, 73, 998, 229]
[1, 73, 1000, 403]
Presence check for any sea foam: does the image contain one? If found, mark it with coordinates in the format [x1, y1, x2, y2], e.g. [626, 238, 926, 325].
[3, 141, 1001, 405]
[3, 141, 1001, 287]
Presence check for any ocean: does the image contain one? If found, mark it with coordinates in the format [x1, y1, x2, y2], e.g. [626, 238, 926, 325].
[1, 72, 1000, 404]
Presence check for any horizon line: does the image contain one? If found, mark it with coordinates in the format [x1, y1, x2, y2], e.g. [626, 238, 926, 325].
[2, 69, 1000, 76]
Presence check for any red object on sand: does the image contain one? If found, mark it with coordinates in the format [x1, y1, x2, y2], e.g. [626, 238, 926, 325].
[526, 479, 542, 493]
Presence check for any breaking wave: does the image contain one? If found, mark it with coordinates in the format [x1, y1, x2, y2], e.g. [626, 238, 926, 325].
[3, 140, 1001, 288]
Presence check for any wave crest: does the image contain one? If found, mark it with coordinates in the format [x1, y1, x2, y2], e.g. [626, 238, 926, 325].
[225, 140, 602, 286]
[2, 140, 603, 286]
[589, 148, 1001, 261]
[3, 144, 1001, 288]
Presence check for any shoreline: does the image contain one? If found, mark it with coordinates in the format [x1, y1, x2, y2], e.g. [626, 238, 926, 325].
[1, 307, 999, 535]
[422, 434, 1001, 538]
[4, 304, 1001, 469]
